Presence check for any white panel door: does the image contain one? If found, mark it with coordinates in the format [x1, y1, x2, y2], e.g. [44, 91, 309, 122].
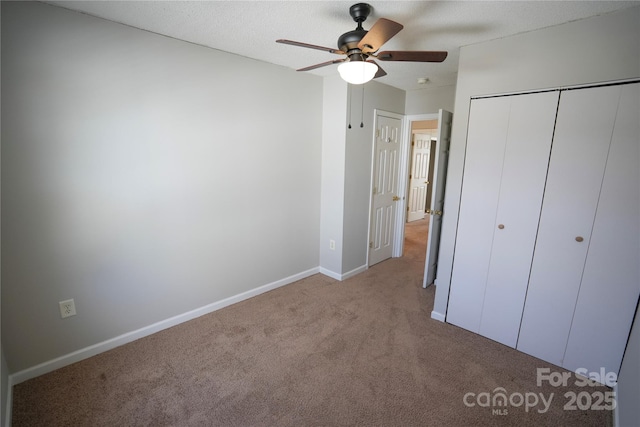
[407, 132, 432, 222]
[478, 91, 559, 347]
[563, 83, 640, 375]
[446, 99, 510, 332]
[369, 115, 402, 266]
[423, 109, 452, 287]
[517, 86, 622, 366]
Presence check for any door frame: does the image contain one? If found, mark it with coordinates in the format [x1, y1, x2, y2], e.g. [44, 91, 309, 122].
[393, 113, 440, 257]
[367, 111, 440, 263]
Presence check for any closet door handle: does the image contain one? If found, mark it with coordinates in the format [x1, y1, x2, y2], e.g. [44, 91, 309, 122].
[498, 224, 505, 230]
[575, 236, 584, 242]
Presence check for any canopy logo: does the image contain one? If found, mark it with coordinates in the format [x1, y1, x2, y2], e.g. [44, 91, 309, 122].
[463, 388, 553, 415]
[462, 367, 618, 416]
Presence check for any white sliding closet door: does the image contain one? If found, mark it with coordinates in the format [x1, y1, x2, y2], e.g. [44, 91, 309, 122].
[517, 86, 623, 366]
[562, 83, 640, 375]
[478, 92, 558, 347]
[446, 97, 510, 332]
[447, 92, 558, 345]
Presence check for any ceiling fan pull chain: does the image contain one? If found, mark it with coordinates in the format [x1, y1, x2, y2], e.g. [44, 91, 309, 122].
[360, 84, 365, 128]
[348, 84, 353, 129]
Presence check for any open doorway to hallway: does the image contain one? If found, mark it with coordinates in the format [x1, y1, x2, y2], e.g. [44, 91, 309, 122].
[403, 218, 429, 265]
[406, 123, 438, 224]
[403, 120, 438, 264]
[400, 110, 453, 288]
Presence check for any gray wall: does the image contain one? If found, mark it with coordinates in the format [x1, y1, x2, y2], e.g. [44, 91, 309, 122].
[433, 5, 640, 425]
[1, 2, 6, 423]
[319, 77, 405, 277]
[1, 1, 323, 373]
[319, 76, 348, 276]
[405, 85, 456, 115]
[342, 82, 405, 274]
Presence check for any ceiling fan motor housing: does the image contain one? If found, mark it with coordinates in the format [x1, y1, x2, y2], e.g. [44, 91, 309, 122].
[338, 29, 368, 53]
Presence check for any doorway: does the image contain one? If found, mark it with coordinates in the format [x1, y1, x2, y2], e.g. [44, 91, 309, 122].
[407, 130, 437, 223]
[367, 110, 452, 287]
[399, 111, 453, 287]
[403, 120, 438, 268]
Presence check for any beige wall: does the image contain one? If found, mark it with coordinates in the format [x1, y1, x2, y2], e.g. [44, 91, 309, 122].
[412, 120, 438, 131]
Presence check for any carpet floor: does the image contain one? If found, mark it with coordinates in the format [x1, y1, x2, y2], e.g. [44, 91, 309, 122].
[11, 219, 612, 426]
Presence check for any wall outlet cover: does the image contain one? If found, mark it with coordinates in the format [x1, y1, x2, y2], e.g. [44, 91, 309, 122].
[59, 299, 76, 318]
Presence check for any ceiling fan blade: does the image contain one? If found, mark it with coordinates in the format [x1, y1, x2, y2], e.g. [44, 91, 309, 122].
[376, 51, 448, 62]
[297, 58, 347, 72]
[358, 18, 404, 54]
[367, 60, 387, 79]
[276, 39, 345, 55]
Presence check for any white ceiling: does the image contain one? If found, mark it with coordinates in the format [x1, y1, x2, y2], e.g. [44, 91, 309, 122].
[46, 1, 639, 91]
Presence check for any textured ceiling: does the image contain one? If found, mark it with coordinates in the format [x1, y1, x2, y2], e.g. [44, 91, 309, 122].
[46, 1, 639, 91]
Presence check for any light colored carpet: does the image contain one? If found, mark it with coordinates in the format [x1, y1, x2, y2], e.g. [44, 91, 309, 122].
[11, 219, 611, 426]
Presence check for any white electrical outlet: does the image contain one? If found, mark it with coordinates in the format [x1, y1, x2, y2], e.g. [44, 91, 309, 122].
[329, 239, 336, 250]
[59, 299, 76, 319]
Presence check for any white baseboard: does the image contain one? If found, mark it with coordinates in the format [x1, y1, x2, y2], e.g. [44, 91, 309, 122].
[319, 264, 367, 281]
[341, 264, 368, 280]
[431, 310, 446, 322]
[319, 267, 342, 281]
[8, 267, 320, 387]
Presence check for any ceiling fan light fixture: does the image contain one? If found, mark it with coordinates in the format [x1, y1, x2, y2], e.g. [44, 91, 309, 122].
[337, 60, 378, 85]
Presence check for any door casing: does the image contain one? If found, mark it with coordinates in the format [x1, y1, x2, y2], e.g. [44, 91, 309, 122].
[367, 111, 439, 264]
[394, 113, 439, 258]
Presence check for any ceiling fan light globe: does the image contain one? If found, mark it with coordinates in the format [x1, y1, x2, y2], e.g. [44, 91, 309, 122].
[337, 61, 378, 84]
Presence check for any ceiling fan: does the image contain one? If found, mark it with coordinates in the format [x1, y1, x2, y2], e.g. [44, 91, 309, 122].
[277, 3, 447, 85]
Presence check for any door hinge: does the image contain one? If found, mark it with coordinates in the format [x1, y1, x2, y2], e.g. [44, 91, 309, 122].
[369, 242, 373, 249]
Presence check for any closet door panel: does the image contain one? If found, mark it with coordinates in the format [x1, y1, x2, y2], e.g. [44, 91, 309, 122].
[563, 83, 640, 375]
[446, 97, 510, 332]
[517, 86, 622, 366]
[479, 91, 559, 347]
